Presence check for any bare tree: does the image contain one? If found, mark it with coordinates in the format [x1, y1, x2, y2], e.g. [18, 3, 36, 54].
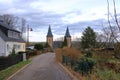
[55, 37, 64, 41]
[106, 0, 119, 42]
[96, 33, 106, 48]
[1, 14, 19, 29]
[106, 0, 120, 58]
[113, 0, 120, 30]
[102, 26, 118, 47]
[107, 0, 120, 40]
[21, 18, 27, 40]
[0, 14, 27, 39]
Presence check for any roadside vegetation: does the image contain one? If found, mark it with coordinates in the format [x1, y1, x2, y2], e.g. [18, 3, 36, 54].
[0, 60, 31, 80]
[55, 26, 120, 80]
[26, 42, 49, 59]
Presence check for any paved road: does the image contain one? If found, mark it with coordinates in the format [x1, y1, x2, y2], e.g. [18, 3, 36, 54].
[9, 53, 71, 80]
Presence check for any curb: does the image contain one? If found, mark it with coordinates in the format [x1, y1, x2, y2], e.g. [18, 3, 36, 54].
[58, 63, 79, 80]
[7, 62, 31, 80]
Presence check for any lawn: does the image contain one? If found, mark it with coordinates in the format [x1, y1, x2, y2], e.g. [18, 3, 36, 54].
[0, 60, 31, 80]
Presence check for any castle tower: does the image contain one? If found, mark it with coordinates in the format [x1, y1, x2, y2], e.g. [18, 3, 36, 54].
[46, 25, 53, 49]
[64, 27, 71, 48]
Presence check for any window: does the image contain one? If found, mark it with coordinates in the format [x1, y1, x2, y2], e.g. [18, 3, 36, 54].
[18, 45, 21, 49]
[8, 30, 12, 38]
[8, 30, 20, 39]
[23, 45, 24, 49]
[7, 44, 9, 50]
[13, 44, 17, 49]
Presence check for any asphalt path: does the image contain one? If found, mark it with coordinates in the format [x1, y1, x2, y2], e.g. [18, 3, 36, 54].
[9, 53, 71, 80]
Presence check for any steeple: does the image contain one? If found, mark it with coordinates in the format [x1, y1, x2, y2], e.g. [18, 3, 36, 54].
[63, 27, 72, 48]
[47, 25, 53, 37]
[65, 27, 71, 37]
[46, 25, 53, 49]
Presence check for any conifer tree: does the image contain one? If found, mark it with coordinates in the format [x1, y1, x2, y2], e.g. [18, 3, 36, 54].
[81, 27, 96, 49]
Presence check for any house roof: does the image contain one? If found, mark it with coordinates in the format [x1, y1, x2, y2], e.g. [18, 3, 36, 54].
[0, 21, 25, 43]
[65, 27, 71, 37]
[0, 21, 20, 33]
[47, 25, 53, 37]
[0, 29, 25, 42]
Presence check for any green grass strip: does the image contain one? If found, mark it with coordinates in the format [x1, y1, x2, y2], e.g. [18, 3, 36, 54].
[0, 60, 31, 80]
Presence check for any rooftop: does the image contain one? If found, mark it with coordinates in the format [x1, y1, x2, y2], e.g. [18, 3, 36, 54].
[47, 25, 53, 37]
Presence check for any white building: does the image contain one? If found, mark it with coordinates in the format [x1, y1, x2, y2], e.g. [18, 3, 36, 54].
[0, 21, 26, 56]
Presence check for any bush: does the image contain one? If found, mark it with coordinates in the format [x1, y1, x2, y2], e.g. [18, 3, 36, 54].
[74, 57, 95, 76]
[95, 68, 120, 80]
[34, 43, 43, 50]
[55, 48, 63, 62]
[114, 43, 120, 59]
[18, 51, 25, 55]
[55, 48, 81, 67]
[62, 48, 81, 67]
[9, 47, 16, 56]
[85, 51, 93, 57]
[26, 50, 36, 59]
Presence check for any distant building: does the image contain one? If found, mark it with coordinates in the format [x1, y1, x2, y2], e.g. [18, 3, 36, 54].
[46, 26, 72, 49]
[53, 41, 63, 48]
[64, 27, 71, 48]
[0, 21, 25, 56]
[46, 25, 53, 49]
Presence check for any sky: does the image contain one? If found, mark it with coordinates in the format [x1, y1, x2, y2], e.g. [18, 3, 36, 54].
[0, 0, 120, 42]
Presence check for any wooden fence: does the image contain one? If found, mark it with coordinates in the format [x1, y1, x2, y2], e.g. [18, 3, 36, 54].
[0, 54, 23, 71]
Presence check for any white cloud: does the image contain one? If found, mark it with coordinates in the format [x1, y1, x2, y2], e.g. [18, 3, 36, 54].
[30, 0, 81, 14]
[72, 32, 82, 41]
[0, 0, 120, 42]
[29, 30, 47, 42]
[0, 0, 13, 4]
[63, 7, 108, 24]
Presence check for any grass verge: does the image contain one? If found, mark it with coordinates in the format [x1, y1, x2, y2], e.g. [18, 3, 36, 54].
[0, 60, 31, 80]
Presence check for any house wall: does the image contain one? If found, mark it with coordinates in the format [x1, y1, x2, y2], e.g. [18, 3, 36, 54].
[0, 37, 5, 56]
[5, 42, 26, 56]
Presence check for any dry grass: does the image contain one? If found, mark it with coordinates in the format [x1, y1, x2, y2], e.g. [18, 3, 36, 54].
[55, 48, 63, 62]
[62, 47, 81, 61]
[55, 47, 81, 63]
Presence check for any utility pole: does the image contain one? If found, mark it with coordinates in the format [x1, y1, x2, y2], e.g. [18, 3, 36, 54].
[26, 25, 29, 47]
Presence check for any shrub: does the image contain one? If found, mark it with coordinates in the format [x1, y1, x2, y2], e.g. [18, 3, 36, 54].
[55, 47, 81, 67]
[26, 50, 36, 59]
[62, 47, 81, 67]
[93, 50, 114, 60]
[85, 51, 93, 57]
[34, 43, 43, 50]
[95, 68, 119, 80]
[114, 43, 120, 59]
[18, 51, 25, 55]
[9, 47, 16, 56]
[74, 57, 95, 76]
[55, 48, 63, 62]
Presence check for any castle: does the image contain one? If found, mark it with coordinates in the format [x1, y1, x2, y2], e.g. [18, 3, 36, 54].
[46, 25, 71, 49]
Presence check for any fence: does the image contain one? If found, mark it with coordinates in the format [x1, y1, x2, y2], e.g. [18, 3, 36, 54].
[62, 55, 77, 68]
[0, 54, 23, 71]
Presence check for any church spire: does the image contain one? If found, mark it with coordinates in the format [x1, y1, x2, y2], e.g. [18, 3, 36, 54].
[47, 25, 53, 37]
[65, 27, 71, 37]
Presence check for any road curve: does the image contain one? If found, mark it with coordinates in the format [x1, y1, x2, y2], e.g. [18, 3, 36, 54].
[9, 53, 72, 80]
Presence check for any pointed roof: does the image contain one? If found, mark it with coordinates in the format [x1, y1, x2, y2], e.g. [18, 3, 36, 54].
[65, 27, 71, 37]
[47, 25, 53, 37]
